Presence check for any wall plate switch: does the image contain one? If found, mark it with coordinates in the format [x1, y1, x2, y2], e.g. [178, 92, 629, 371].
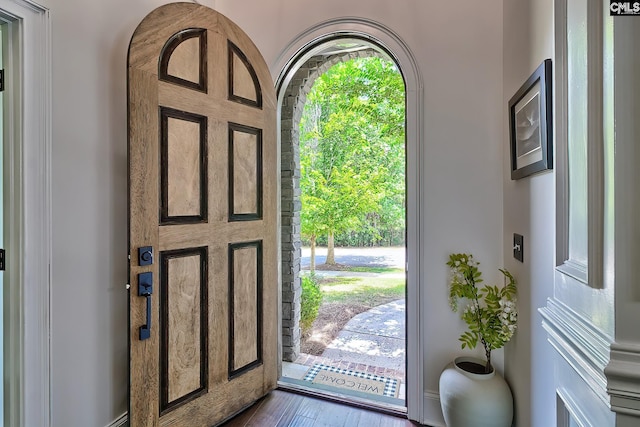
[513, 234, 524, 262]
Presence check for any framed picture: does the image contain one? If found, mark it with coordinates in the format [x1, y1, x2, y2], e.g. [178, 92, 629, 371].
[509, 59, 553, 180]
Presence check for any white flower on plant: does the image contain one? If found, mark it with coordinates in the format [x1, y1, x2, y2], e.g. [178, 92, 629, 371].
[463, 304, 474, 316]
[449, 294, 458, 311]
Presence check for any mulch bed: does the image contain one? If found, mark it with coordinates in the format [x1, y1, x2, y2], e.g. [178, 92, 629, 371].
[300, 263, 397, 355]
[301, 302, 370, 355]
[303, 263, 354, 271]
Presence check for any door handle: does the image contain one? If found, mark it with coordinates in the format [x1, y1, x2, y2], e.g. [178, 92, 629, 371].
[138, 272, 153, 340]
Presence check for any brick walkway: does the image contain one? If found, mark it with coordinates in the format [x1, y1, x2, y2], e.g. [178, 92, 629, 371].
[293, 299, 406, 384]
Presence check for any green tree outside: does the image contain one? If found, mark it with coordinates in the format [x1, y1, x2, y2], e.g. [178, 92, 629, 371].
[299, 56, 405, 270]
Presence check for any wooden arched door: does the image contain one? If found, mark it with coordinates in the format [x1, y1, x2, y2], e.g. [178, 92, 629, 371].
[127, 4, 277, 426]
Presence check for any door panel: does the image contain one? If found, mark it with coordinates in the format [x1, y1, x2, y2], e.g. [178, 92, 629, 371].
[229, 41, 262, 107]
[128, 4, 277, 426]
[161, 107, 207, 222]
[229, 241, 262, 376]
[160, 247, 208, 413]
[229, 123, 262, 220]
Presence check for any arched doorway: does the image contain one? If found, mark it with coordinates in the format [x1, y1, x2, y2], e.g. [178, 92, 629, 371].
[274, 19, 424, 420]
[279, 43, 394, 363]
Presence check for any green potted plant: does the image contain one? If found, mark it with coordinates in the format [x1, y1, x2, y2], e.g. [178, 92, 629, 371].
[439, 253, 517, 427]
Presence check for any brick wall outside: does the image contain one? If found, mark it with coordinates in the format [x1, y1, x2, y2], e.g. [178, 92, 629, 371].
[280, 48, 380, 361]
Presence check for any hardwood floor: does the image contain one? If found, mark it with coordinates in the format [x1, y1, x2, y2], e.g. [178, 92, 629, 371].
[220, 389, 420, 427]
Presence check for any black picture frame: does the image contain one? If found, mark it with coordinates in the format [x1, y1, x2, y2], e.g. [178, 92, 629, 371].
[509, 59, 553, 180]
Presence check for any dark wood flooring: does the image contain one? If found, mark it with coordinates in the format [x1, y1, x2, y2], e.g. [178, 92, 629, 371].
[220, 389, 420, 427]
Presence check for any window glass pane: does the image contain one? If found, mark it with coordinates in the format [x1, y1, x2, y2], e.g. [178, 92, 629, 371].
[566, 0, 589, 266]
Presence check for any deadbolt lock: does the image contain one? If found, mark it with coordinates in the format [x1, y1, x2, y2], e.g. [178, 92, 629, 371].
[138, 246, 153, 266]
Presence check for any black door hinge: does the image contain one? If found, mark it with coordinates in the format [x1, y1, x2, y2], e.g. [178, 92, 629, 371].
[0, 249, 5, 271]
[0, 69, 5, 92]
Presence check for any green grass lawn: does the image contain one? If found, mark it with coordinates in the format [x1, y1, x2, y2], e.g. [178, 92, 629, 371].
[346, 266, 405, 274]
[319, 276, 405, 307]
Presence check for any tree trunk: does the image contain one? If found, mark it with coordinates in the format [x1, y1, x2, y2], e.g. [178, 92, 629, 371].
[310, 235, 316, 273]
[326, 232, 335, 265]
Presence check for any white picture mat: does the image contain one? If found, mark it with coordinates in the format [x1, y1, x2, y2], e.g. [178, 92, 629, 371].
[514, 80, 543, 169]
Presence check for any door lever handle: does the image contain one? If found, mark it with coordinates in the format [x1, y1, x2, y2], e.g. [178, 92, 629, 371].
[138, 272, 153, 340]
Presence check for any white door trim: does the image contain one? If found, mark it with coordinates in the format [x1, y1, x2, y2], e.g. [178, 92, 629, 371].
[0, 1, 51, 426]
[273, 17, 425, 423]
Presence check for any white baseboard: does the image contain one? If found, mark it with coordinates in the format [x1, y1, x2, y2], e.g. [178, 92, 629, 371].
[423, 391, 445, 427]
[105, 412, 128, 427]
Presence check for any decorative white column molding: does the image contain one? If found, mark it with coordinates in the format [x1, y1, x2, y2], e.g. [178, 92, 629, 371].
[609, 3, 640, 425]
[545, 2, 615, 425]
[540, 299, 611, 406]
[606, 343, 640, 417]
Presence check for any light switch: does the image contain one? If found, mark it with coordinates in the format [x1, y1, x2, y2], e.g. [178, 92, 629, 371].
[513, 234, 524, 262]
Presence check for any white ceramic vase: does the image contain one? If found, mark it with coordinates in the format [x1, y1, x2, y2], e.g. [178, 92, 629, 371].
[439, 356, 513, 427]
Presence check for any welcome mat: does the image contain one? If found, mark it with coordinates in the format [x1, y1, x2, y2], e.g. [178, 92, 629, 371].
[303, 364, 399, 398]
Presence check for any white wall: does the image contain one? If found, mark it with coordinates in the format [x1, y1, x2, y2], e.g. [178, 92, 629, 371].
[502, 1, 556, 426]
[47, 0, 504, 425]
[48, 1, 196, 425]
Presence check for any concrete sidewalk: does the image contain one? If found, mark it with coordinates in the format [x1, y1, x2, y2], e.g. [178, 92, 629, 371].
[320, 299, 406, 374]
